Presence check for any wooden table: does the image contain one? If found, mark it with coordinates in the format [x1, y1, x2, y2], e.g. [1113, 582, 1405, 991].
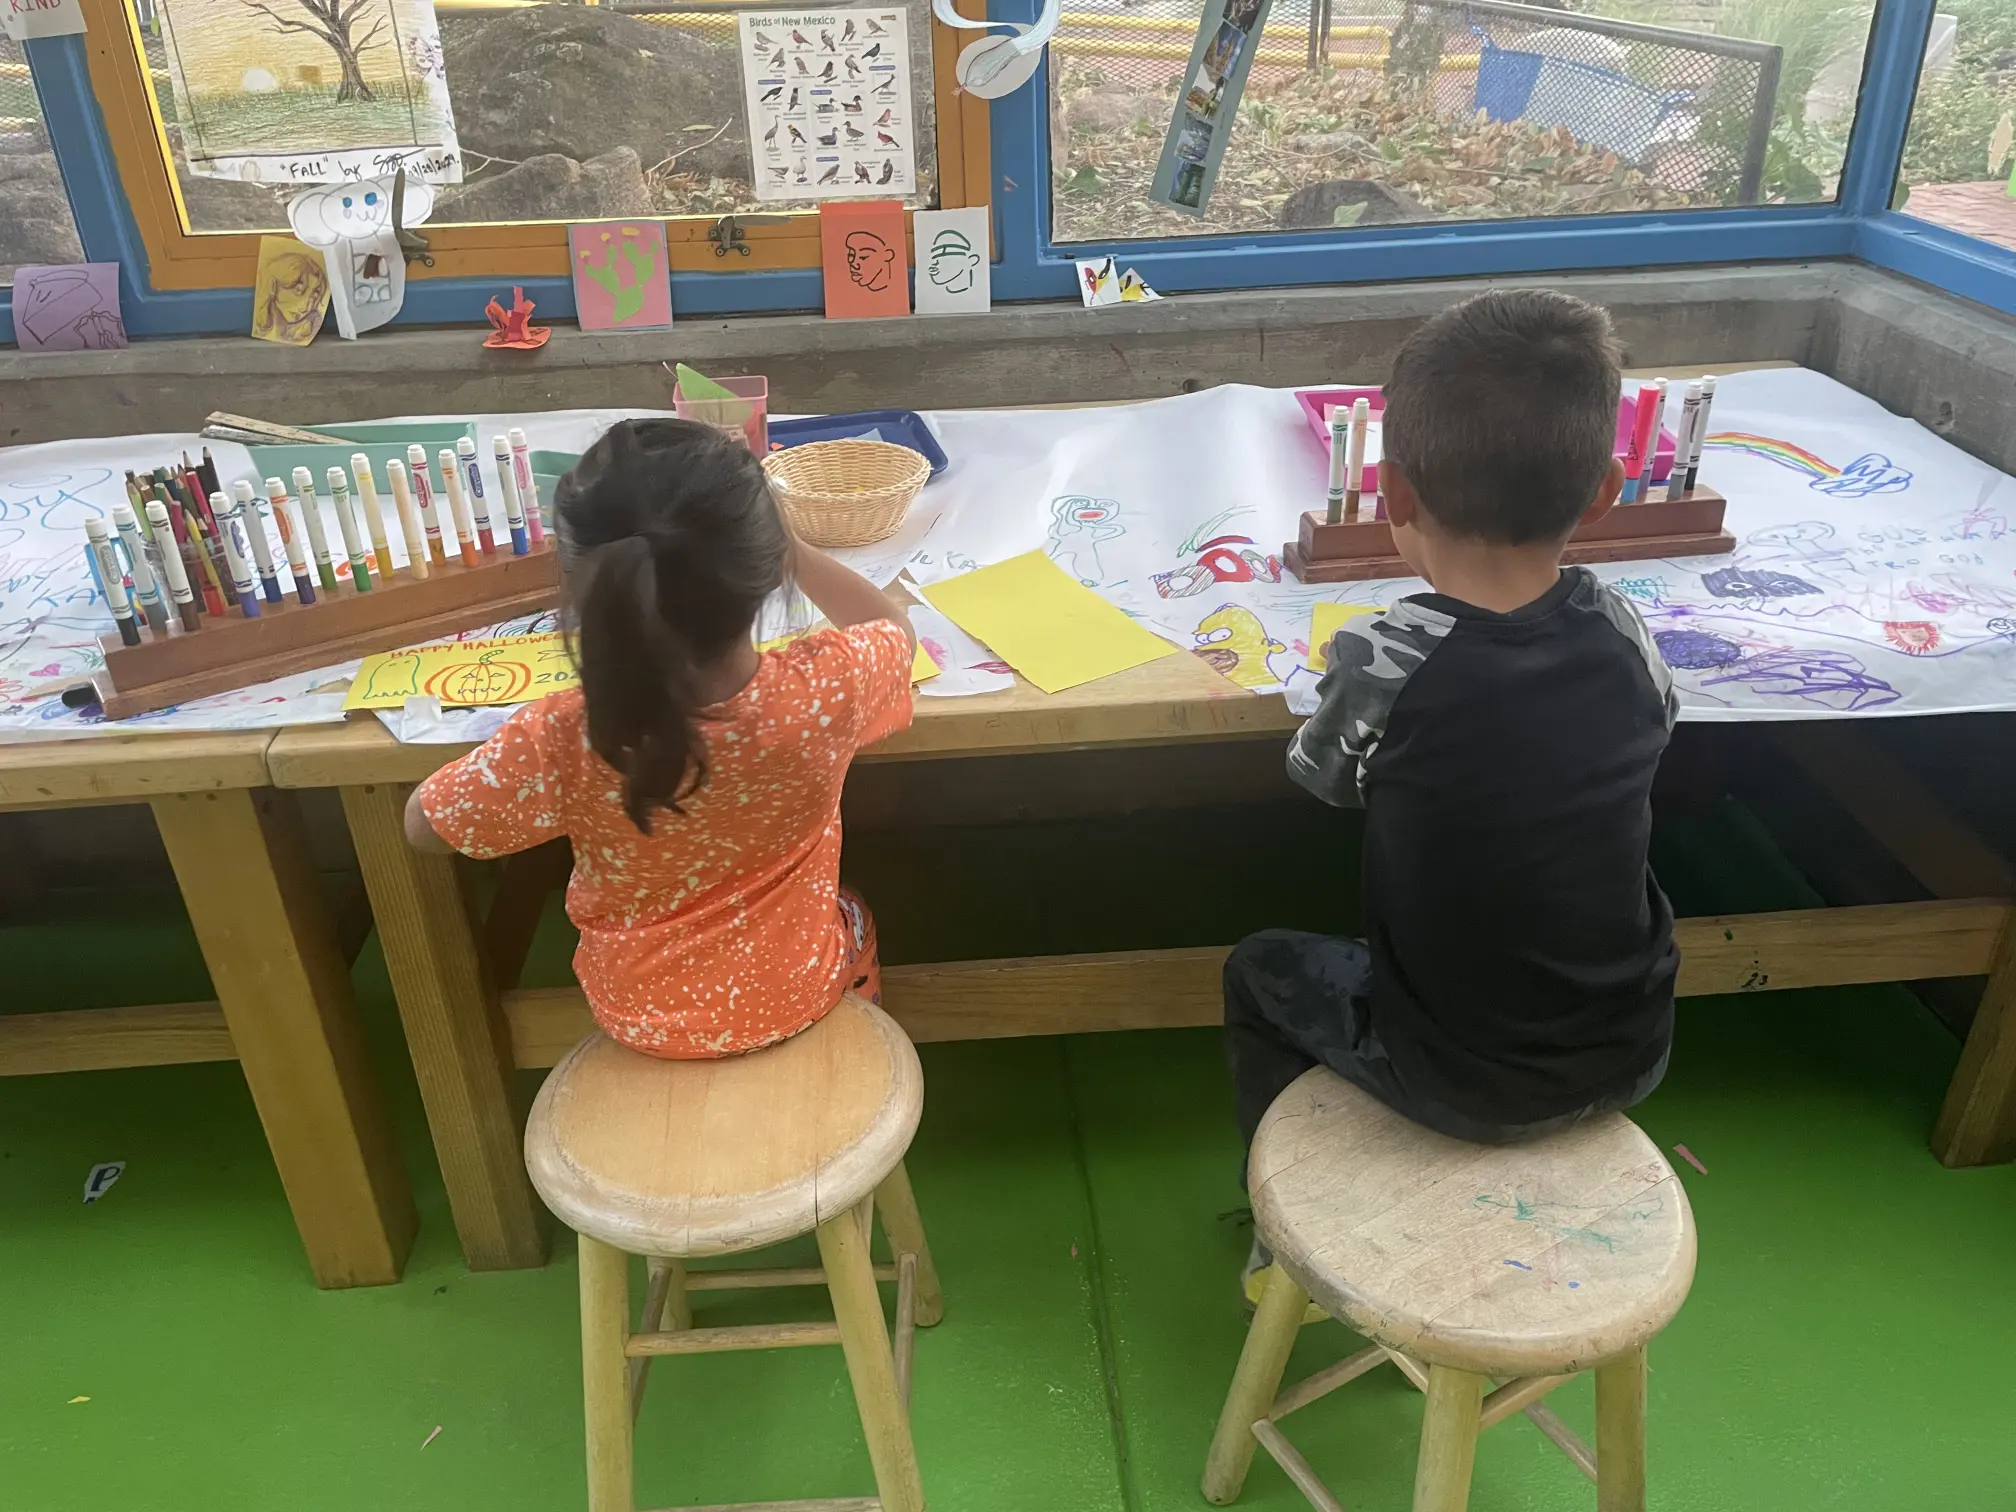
[265, 647, 2016, 1275]
[0, 732, 415, 1288]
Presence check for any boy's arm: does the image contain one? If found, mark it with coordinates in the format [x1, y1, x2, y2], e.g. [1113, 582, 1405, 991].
[1287, 605, 1450, 808]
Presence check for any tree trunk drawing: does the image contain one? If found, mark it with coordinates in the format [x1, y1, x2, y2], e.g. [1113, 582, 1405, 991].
[244, 0, 390, 102]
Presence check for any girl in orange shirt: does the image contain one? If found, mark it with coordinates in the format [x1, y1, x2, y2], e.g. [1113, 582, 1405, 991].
[405, 418, 917, 1058]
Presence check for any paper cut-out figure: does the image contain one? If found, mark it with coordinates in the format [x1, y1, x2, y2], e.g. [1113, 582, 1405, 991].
[845, 231, 896, 291]
[568, 220, 673, 332]
[10, 265, 127, 353]
[1192, 604, 1286, 688]
[287, 175, 435, 339]
[484, 286, 551, 349]
[360, 652, 422, 703]
[1047, 495, 1124, 585]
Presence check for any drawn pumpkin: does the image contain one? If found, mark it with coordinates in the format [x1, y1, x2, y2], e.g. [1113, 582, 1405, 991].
[424, 649, 534, 706]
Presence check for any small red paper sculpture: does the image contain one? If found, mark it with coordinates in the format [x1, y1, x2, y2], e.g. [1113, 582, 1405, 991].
[484, 286, 550, 350]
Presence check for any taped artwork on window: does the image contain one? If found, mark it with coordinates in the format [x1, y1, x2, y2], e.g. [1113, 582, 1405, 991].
[156, 0, 462, 185]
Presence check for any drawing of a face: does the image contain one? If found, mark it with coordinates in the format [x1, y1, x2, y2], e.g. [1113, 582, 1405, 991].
[927, 229, 980, 293]
[845, 231, 896, 291]
[287, 176, 435, 249]
[256, 251, 331, 343]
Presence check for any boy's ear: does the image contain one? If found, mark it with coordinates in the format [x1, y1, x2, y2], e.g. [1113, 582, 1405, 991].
[1382, 459, 1418, 528]
[1577, 458, 1626, 529]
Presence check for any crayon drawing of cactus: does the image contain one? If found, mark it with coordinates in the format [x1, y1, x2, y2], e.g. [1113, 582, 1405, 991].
[577, 226, 662, 326]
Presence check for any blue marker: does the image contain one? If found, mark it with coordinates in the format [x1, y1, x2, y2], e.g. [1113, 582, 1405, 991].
[492, 435, 530, 555]
[211, 491, 262, 617]
[457, 435, 498, 554]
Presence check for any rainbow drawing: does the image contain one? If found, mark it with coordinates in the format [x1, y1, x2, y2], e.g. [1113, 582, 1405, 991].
[1704, 433, 1913, 499]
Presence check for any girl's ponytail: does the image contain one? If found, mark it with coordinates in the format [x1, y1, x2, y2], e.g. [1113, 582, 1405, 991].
[556, 419, 788, 832]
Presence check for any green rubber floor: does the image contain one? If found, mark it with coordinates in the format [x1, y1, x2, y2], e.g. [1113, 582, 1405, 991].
[4, 798, 2014, 1512]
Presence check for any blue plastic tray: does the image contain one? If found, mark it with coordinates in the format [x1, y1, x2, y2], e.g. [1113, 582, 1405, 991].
[769, 410, 948, 477]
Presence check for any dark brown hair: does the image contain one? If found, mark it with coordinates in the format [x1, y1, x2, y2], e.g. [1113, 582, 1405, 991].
[555, 419, 788, 832]
[1382, 289, 1623, 545]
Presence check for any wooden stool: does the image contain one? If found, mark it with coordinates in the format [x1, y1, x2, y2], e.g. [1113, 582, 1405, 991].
[525, 995, 942, 1512]
[1203, 1069, 1695, 1512]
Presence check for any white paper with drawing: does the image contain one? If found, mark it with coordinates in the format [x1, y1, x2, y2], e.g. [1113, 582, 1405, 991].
[889, 371, 2016, 720]
[287, 176, 434, 338]
[739, 7, 915, 200]
[155, 0, 461, 184]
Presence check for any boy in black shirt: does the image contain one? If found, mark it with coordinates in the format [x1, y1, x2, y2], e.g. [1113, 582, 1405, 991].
[1229, 290, 1679, 1295]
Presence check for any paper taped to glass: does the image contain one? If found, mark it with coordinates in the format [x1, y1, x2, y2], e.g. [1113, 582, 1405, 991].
[156, 0, 462, 185]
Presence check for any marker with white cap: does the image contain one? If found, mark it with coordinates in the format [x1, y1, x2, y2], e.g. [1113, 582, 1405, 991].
[266, 476, 316, 606]
[492, 435, 531, 555]
[111, 502, 169, 634]
[508, 428, 545, 545]
[231, 478, 284, 604]
[292, 465, 341, 593]
[385, 459, 430, 581]
[86, 518, 143, 646]
[145, 498, 202, 631]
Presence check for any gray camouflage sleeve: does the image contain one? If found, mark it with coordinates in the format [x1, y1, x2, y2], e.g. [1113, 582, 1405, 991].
[1286, 600, 1453, 807]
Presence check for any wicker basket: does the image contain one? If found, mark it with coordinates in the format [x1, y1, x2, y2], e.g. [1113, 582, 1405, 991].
[762, 439, 931, 548]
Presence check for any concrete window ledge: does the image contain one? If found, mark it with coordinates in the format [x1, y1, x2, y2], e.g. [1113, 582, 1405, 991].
[6, 262, 2015, 475]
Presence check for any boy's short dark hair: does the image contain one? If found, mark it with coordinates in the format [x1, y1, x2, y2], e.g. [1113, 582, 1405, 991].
[1382, 290, 1622, 545]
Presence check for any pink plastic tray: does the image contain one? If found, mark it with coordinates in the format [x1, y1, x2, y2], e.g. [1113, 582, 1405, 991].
[1295, 386, 1677, 491]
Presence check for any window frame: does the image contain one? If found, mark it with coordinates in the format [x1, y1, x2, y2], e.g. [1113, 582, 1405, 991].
[72, 0, 989, 286]
[12, 0, 2016, 339]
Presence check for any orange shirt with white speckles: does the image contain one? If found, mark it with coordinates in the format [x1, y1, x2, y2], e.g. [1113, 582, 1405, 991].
[416, 621, 913, 1058]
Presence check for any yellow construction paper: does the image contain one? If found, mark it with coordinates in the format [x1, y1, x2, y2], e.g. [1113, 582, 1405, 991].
[921, 552, 1179, 694]
[345, 633, 577, 711]
[1306, 602, 1384, 670]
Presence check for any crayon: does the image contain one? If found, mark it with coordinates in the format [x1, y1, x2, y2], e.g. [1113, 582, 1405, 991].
[145, 498, 203, 631]
[456, 436, 498, 554]
[212, 491, 262, 616]
[1621, 382, 1661, 504]
[112, 502, 170, 635]
[439, 448, 481, 569]
[189, 505, 234, 614]
[1683, 376, 1716, 494]
[327, 466, 373, 592]
[351, 454, 395, 578]
[492, 435, 531, 554]
[293, 465, 342, 593]
[86, 519, 143, 647]
[266, 477, 317, 606]
[385, 459, 431, 581]
[175, 506, 224, 617]
[408, 445, 450, 566]
[1343, 398, 1369, 523]
[231, 479, 286, 604]
[509, 428, 545, 545]
[198, 447, 222, 500]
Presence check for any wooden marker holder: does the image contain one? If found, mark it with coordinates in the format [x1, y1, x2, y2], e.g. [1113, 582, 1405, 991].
[97, 543, 563, 719]
[1284, 489, 1734, 583]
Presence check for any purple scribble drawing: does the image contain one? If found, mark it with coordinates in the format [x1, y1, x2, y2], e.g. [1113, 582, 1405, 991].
[1949, 505, 2007, 541]
[1814, 453, 1913, 499]
[1656, 629, 1745, 670]
[1701, 567, 1821, 600]
[1699, 648, 1900, 711]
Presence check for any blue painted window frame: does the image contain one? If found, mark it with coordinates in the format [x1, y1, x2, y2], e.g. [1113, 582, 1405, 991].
[8, 0, 2016, 341]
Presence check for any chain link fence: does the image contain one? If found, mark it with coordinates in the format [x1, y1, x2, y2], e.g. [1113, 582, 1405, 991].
[1051, 0, 1782, 243]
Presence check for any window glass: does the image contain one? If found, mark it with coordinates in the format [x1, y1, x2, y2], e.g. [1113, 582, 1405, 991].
[1050, 0, 1877, 245]
[2, 37, 87, 284]
[131, 0, 939, 234]
[1894, 0, 2016, 253]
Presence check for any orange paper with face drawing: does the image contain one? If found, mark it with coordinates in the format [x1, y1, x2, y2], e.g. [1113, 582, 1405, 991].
[819, 201, 909, 320]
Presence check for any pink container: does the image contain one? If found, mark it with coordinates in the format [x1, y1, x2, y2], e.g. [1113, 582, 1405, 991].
[1294, 386, 1678, 490]
[675, 374, 769, 455]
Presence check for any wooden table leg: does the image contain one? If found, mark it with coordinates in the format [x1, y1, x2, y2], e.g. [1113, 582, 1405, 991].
[151, 789, 415, 1289]
[342, 781, 549, 1270]
[1933, 917, 2016, 1167]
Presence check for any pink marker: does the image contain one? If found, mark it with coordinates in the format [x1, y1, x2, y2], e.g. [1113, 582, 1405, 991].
[1621, 381, 1662, 503]
[508, 428, 545, 546]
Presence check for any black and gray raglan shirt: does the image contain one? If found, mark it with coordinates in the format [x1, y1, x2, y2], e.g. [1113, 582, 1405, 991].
[1289, 567, 1680, 1127]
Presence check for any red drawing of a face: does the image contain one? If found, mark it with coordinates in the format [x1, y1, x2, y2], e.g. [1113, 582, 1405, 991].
[844, 231, 895, 291]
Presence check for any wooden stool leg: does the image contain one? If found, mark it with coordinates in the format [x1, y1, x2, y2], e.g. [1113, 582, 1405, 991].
[579, 1236, 634, 1512]
[1412, 1365, 1485, 1512]
[1595, 1347, 1648, 1512]
[874, 1160, 944, 1326]
[629, 1258, 691, 1420]
[152, 789, 415, 1289]
[1202, 1263, 1310, 1505]
[819, 1199, 926, 1512]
